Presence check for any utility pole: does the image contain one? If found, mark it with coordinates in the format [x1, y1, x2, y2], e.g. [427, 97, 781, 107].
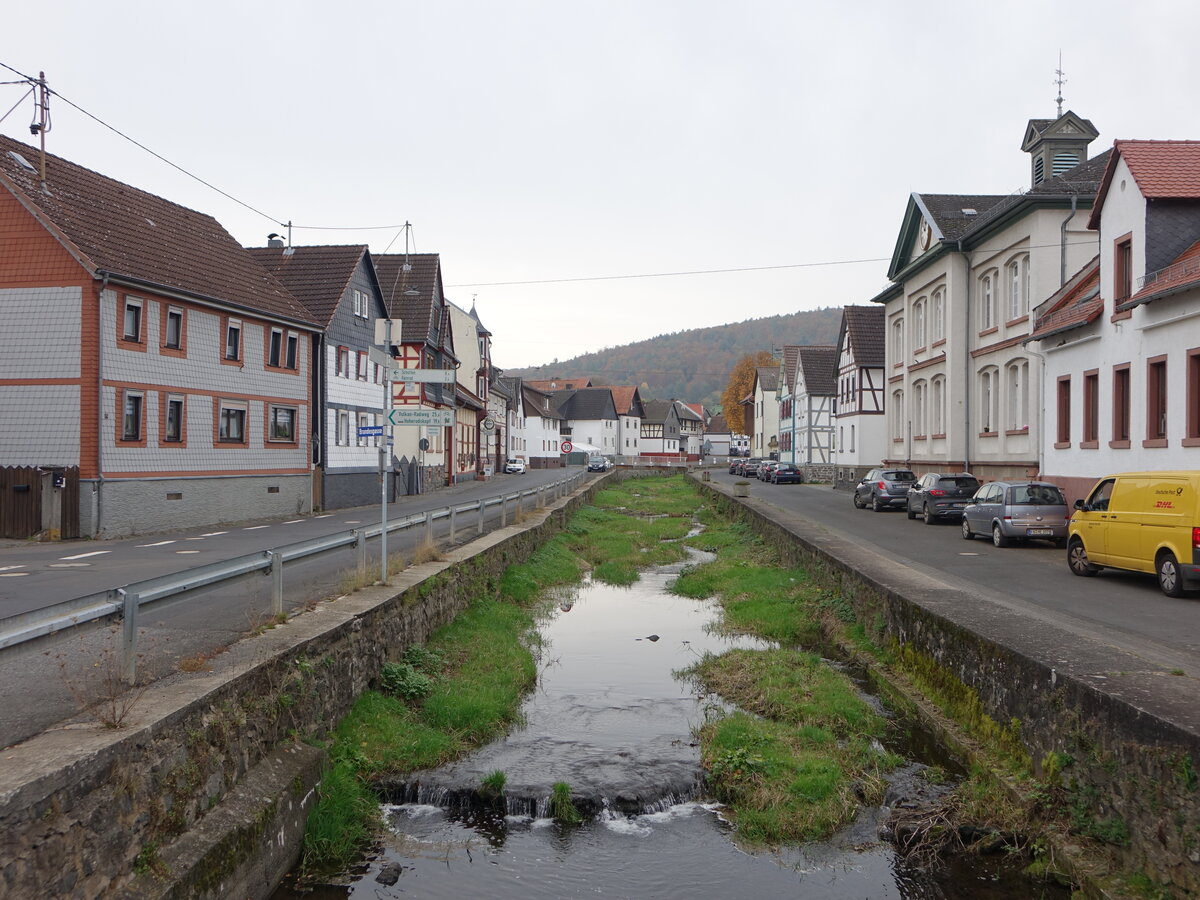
[29, 72, 51, 188]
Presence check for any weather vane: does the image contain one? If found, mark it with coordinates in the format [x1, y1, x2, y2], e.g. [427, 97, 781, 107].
[1054, 52, 1067, 118]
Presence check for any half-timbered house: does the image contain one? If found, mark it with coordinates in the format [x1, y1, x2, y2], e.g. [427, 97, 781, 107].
[833, 304, 886, 485]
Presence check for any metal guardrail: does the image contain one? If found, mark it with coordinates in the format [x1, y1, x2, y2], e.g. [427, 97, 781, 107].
[0, 471, 586, 681]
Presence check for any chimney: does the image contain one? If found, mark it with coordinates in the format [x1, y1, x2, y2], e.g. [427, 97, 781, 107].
[267, 233, 285, 249]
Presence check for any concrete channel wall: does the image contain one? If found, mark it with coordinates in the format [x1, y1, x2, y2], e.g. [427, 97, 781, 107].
[0, 478, 604, 900]
[693, 475, 1200, 896]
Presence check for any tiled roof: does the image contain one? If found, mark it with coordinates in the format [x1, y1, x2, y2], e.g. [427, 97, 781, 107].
[674, 400, 703, 422]
[707, 414, 730, 434]
[1025, 149, 1111, 197]
[640, 399, 679, 425]
[782, 346, 800, 393]
[521, 385, 562, 419]
[841, 305, 885, 368]
[247, 244, 369, 327]
[526, 377, 593, 391]
[797, 346, 837, 395]
[0, 133, 313, 324]
[374, 252, 441, 344]
[918, 193, 1009, 241]
[1029, 256, 1102, 341]
[1123, 238, 1200, 309]
[608, 385, 642, 416]
[1089, 141, 1200, 230]
[755, 366, 779, 392]
[552, 388, 617, 420]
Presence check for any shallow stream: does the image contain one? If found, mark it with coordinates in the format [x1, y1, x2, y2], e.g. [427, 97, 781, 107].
[275, 547, 1067, 899]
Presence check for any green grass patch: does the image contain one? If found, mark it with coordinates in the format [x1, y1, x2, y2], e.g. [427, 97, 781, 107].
[592, 475, 698, 516]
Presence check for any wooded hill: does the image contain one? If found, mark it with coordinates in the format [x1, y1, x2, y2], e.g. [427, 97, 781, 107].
[508, 307, 843, 410]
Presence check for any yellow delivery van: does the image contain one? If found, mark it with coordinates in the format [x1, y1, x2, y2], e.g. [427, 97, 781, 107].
[1067, 471, 1200, 596]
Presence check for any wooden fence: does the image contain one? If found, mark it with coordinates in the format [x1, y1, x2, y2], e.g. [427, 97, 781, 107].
[0, 465, 80, 539]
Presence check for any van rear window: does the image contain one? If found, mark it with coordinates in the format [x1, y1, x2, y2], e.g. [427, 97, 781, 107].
[940, 477, 979, 489]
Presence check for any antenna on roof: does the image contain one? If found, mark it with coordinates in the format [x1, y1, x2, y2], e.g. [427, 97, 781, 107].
[1054, 52, 1067, 118]
[28, 71, 51, 188]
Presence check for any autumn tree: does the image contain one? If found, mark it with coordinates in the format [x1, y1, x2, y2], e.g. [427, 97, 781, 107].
[720, 351, 776, 434]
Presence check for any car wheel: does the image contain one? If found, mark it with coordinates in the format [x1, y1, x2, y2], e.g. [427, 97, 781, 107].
[1067, 539, 1098, 577]
[852, 491, 865, 509]
[992, 524, 1009, 548]
[923, 504, 934, 525]
[1157, 551, 1186, 598]
[872, 494, 883, 512]
[961, 518, 974, 540]
[906, 500, 916, 520]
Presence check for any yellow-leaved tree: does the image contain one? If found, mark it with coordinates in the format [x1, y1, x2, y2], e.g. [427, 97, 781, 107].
[720, 351, 776, 435]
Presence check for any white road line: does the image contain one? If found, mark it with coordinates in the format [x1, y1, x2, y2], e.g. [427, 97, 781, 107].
[315, 514, 333, 519]
[176, 550, 201, 554]
[0, 565, 26, 571]
[283, 519, 304, 524]
[185, 537, 207, 541]
[243, 525, 270, 531]
[201, 531, 228, 537]
[59, 550, 111, 560]
[50, 563, 91, 568]
[344, 520, 361, 524]
[137, 540, 177, 547]
[0, 572, 30, 577]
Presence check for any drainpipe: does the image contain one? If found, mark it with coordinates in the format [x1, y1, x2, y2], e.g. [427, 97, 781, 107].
[1060, 194, 1078, 287]
[95, 272, 110, 536]
[958, 242, 972, 474]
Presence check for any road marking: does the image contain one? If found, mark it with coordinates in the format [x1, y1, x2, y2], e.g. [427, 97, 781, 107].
[243, 525, 270, 531]
[283, 519, 304, 524]
[0, 572, 30, 577]
[344, 520, 361, 524]
[959, 552, 980, 556]
[201, 531, 228, 537]
[185, 537, 207, 541]
[50, 563, 91, 568]
[0, 565, 26, 571]
[176, 550, 201, 554]
[315, 514, 333, 519]
[59, 550, 111, 560]
[137, 540, 176, 547]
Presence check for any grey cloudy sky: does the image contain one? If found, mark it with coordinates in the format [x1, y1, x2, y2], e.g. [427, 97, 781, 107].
[5, 1, 1200, 369]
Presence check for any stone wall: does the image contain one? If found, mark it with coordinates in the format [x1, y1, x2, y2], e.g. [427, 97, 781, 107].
[693, 477, 1200, 896]
[0, 479, 600, 900]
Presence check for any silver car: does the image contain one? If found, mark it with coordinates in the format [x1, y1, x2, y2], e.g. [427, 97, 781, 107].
[961, 481, 1069, 548]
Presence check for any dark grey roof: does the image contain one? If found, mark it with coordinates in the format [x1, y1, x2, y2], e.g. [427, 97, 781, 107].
[840, 305, 885, 368]
[1025, 148, 1111, 197]
[247, 244, 374, 327]
[673, 400, 703, 422]
[641, 399, 680, 426]
[521, 385, 563, 419]
[796, 346, 837, 395]
[917, 193, 1009, 241]
[755, 366, 779, 392]
[374, 252, 442, 345]
[551, 388, 617, 420]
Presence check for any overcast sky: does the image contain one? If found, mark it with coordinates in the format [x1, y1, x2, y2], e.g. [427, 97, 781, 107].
[5, 1, 1200, 369]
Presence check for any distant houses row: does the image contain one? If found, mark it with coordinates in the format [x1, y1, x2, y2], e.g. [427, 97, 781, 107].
[745, 109, 1200, 502]
[0, 133, 721, 540]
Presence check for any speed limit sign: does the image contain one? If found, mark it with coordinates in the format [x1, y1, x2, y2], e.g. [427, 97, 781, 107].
[481, 416, 495, 433]
[561, 441, 573, 453]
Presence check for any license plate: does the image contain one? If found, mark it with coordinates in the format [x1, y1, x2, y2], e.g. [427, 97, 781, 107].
[1026, 528, 1053, 536]
[952, 502, 965, 508]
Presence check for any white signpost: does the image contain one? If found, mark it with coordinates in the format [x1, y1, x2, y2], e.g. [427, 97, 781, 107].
[388, 367, 456, 384]
[387, 407, 455, 427]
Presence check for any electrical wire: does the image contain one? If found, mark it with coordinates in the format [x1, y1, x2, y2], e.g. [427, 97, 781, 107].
[0, 87, 32, 126]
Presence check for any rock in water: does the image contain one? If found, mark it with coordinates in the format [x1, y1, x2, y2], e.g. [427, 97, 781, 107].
[376, 862, 403, 885]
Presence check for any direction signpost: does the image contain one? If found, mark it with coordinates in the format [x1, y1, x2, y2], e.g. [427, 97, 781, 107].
[387, 407, 455, 427]
[388, 367, 456, 384]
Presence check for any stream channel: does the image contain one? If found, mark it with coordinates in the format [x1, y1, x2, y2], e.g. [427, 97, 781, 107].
[276, 535, 1068, 899]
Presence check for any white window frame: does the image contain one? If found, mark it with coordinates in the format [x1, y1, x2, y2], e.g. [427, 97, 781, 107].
[225, 320, 242, 361]
[268, 404, 297, 442]
[268, 328, 284, 367]
[286, 333, 298, 370]
[122, 390, 143, 440]
[219, 402, 248, 443]
[165, 394, 184, 442]
[336, 409, 350, 446]
[1007, 360, 1028, 432]
[931, 376, 945, 435]
[931, 289, 944, 342]
[122, 297, 143, 341]
[165, 307, 183, 349]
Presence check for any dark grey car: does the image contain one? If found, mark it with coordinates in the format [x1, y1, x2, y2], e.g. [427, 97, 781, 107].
[961, 481, 1069, 547]
[906, 473, 980, 523]
[853, 468, 917, 511]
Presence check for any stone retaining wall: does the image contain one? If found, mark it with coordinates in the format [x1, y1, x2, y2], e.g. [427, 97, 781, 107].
[0, 478, 601, 900]
[693, 477, 1199, 896]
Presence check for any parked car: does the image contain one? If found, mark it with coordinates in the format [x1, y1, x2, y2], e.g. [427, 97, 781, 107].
[758, 462, 779, 481]
[961, 481, 1069, 547]
[504, 457, 527, 474]
[736, 458, 764, 477]
[728, 458, 741, 474]
[587, 455, 609, 472]
[771, 463, 803, 484]
[906, 473, 980, 523]
[1068, 471, 1200, 596]
[853, 468, 917, 511]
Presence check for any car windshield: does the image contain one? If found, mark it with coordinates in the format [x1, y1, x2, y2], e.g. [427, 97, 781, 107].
[1009, 485, 1065, 506]
[939, 477, 979, 489]
[883, 470, 916, 481]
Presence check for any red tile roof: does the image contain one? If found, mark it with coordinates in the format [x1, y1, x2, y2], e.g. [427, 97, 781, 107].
[0, 133, 314, 325]
[1122, 238, 1200, 309]
[1089, 140, 1200, 229]
[1029, 256, 1102, 341]
[608, 385, 640, 415]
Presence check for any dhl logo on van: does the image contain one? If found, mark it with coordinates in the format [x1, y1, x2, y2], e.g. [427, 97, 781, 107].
[1155, 500, 1175, 509]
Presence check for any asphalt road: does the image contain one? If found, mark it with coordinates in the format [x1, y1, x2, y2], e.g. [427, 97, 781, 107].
[0, 467, 587, 747]
[709, 469, 1200, 674]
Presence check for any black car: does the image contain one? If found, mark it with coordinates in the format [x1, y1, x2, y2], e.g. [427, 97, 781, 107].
[853, 467, 917, 511]
[906, 473, 981, 524]
[771, 463, 803, 484]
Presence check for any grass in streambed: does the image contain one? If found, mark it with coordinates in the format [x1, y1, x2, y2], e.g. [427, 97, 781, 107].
[690, 649, 901, 846]
[301, 599, 538, 875]
[592, 475, 698, 517]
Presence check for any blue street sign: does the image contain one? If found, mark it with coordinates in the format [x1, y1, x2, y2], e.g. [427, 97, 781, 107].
[357, 425, 385, 437]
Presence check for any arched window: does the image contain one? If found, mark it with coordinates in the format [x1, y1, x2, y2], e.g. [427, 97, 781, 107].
[931, 376, 945, 435]
[912, 379, 927, 436]
[1007, 359, 1029, 431]
[891, 389, 905, 441]
[891, 318, 905, 364]
[913, 298, 926, 350]
[1007, 255, 1030, 320]
[979, 368, 999, 433]
[931, 289, 945, 342]
[980, 272, 996, 330]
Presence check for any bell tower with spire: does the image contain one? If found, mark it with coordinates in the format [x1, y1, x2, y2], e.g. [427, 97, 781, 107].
[1020, 58, 1099, 187]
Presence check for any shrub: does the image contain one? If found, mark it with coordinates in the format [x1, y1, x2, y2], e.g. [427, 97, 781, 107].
[379, 662, 433, 701]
